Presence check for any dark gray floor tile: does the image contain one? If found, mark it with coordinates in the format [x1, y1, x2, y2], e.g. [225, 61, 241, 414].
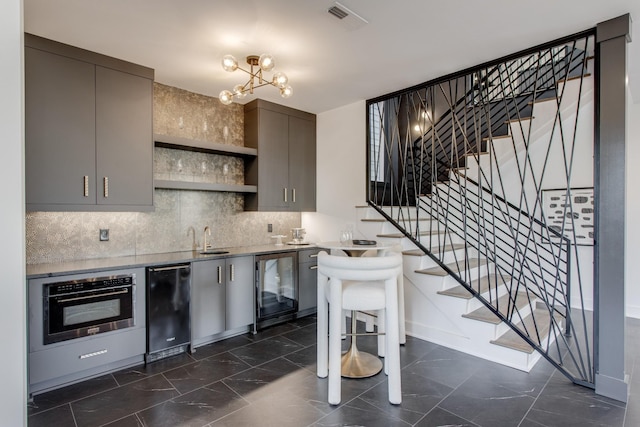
[524, 407, 621, 427]
[103, 414, 144, 426]
[398, 335, 440, 367]
[189, 334, 253, 360]
[223, 357, 316, 403]
[164, 352, 250, 394]
[71, 374, 179, 427]
[406, 346, 484, 389]
[289, 314, 318, 328]
[209, 382, 327, 427]
[112, 353, 196, 386]
[137, 381, 248, 427]
[28, 404, 76, 427]
[359, 366, 454, 424]
[315, 397, 411, 426]
[468, 360, 551, 398]
[530, 375, 625, 426]
[28, 373, 118, 416]
[437, 373, 535, 426]
[230, 335, 304, 366]
[415, 406, 479, 426]
[281, 323, 317, 347]
[284, 343, 318, 372]
[248, 322, 299, 341]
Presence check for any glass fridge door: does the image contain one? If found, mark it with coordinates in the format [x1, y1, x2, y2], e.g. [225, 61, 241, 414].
[256, 252, 297, 322]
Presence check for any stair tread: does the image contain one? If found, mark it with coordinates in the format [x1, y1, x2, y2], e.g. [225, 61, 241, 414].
[462, 291, 532, 324]
[415, 257, 486, 277]
[402, 243, 466, 257]
[490, 308, 559, 354]
[361, 218, 386, 222]
[437, 274, 511, 299]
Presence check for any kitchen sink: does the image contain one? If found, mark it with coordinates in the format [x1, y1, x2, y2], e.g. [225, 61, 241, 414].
[199, 250, 230, 255]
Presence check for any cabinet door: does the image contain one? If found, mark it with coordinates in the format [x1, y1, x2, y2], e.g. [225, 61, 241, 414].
[25, 47, 96, 207]
[225, 256, 255, 330]
[257, 108, 290, 210]
[96, 66, 153, 207]
[191, 260, 226, 341]
[288, 116, 316, 211]
[298, 249, 319, 313]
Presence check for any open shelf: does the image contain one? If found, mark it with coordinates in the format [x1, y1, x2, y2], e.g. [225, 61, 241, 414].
[154, 180, 257, 193]
[154, 133, 257, 157]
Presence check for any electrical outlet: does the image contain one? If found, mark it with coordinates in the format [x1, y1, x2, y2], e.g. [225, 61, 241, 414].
[99, 229, 109, 241]
[268, 223, 273, 232]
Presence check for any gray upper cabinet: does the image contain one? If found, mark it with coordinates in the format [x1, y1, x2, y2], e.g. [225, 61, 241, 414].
[25, 34, 154, 212]
[244, 99, 316, 212]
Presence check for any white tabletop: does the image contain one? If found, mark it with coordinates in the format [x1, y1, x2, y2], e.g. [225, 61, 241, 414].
[316, 240, 394, 256]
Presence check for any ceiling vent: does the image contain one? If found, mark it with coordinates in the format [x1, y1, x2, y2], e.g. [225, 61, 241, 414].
[327, 2, 368, 31]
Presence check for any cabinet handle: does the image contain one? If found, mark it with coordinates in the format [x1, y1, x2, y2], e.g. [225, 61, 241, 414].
[310, 265, 318, 270]
[309, 254, 318, 258]
[283, 187, 288, 202]
[103, 176, 109, 198]
[79, 349, 107, 359]
[292, 188, 296, 203]
[83, 176, 89, 197]
[217, 265, 222, 284]
[229, 263, 235, 282]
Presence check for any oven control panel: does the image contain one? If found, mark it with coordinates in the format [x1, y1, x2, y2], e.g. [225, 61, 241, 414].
[46, 274, 135, 296]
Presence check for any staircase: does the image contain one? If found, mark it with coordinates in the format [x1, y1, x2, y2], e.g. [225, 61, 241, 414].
[364, 32, 596, 384]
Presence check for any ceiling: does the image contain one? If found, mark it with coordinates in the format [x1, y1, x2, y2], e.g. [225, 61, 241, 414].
[24, 0, 640, 114]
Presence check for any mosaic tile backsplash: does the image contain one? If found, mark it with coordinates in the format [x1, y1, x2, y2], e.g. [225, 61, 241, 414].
[26, 84, 301, 264]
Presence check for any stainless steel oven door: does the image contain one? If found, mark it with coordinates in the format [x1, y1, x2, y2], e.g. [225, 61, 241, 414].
[43, 275, 135, 344]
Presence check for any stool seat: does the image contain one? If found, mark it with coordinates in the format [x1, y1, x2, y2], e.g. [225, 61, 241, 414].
[341, 280, 386, 311]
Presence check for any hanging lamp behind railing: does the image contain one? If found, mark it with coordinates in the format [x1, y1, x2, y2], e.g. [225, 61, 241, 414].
[218, 53, 293, 105]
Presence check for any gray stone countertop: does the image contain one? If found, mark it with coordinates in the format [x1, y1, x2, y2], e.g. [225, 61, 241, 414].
[26, 243, 318, 279]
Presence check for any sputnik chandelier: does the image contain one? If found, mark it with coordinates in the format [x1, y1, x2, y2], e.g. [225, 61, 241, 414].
[218, 54, 293, 105]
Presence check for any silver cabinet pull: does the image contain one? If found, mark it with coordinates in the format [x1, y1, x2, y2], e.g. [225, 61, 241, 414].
[310, 265, 318, 270]
[149, 265, 188, 272]
[103, 176, 109, 198]
[283, 187, 288, 202]
[309, 254, 318, 258]
[292, 188, 296, 203]
[83, 176, 89, 197]
[79, 349, 107, 359]
[217, 265, 223, 284]
[229, 263, 235, 282]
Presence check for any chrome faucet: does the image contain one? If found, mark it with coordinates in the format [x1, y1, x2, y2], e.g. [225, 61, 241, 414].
[203, 226, 212, 250]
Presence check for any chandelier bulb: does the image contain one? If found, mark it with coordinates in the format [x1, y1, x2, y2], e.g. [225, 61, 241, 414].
[258, 54, 275, 72]
[219, 90, 234, 105]
[272, 71, 288, 88]
[233, 84, 247, 99]
[222, 55, 238, 72]
[280, 85, 293, 99]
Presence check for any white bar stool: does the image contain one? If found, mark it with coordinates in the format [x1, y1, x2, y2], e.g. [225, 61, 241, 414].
[316, 251, 403, 405]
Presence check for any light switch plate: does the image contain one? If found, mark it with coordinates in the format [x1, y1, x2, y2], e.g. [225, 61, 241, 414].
[99, 229, 109, 241]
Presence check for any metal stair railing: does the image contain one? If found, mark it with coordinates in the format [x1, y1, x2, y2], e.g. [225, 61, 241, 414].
[367, 30, 596, 387]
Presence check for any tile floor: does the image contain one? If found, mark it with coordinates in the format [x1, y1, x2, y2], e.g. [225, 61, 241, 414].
[28, 316, 640, 427]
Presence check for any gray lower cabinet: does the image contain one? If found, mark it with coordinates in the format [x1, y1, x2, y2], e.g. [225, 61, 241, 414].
[298, 248, 320, 315]
[244, 99, 316, 212]
[27, 267, 146, 395]
[25, 34, 154, 212]
[191, 256, 254, 346]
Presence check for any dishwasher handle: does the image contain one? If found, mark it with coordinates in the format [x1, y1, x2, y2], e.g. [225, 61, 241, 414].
[148, 264, 190, 272]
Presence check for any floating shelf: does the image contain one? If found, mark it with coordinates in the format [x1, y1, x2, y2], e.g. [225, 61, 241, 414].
[154, 180, 257, 193]
[154, 133, 257, 157]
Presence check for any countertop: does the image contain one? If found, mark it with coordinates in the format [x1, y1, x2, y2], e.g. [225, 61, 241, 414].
[26, 243, 317, 279]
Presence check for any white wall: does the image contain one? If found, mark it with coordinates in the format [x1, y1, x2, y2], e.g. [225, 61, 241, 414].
[302, 100, 367, 242]
[0, 0, 27, 425]
[626, 98, 640, 317]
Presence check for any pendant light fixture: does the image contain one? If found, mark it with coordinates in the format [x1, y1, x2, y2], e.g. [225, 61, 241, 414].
[219, 54, 293, 105]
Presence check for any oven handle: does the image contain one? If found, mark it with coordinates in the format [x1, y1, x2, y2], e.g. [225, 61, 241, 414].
[148, 265, 189, 272]
[56, 288, 129, 303]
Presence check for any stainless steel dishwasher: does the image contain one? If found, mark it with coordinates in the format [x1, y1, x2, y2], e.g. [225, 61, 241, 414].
[145, 264, 191, 363]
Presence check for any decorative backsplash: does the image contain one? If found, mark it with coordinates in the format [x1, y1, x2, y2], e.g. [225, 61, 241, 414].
[25, 83, 301, 264]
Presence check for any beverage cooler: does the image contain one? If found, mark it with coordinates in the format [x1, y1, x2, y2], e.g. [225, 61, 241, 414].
[255, 251, 298, 330]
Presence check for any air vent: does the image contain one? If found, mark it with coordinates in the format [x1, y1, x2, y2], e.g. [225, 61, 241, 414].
[328, 5, 348, 20]
[326, 2, 368, 31]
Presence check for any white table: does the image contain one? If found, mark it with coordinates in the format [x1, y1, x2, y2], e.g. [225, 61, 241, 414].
[316, 240, 395, 378]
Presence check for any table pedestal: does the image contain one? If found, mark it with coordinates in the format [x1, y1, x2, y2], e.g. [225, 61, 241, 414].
[341, 310, 383, 378]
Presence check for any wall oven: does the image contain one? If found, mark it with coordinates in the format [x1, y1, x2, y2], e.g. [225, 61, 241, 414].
[43, 274, 136, 345]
